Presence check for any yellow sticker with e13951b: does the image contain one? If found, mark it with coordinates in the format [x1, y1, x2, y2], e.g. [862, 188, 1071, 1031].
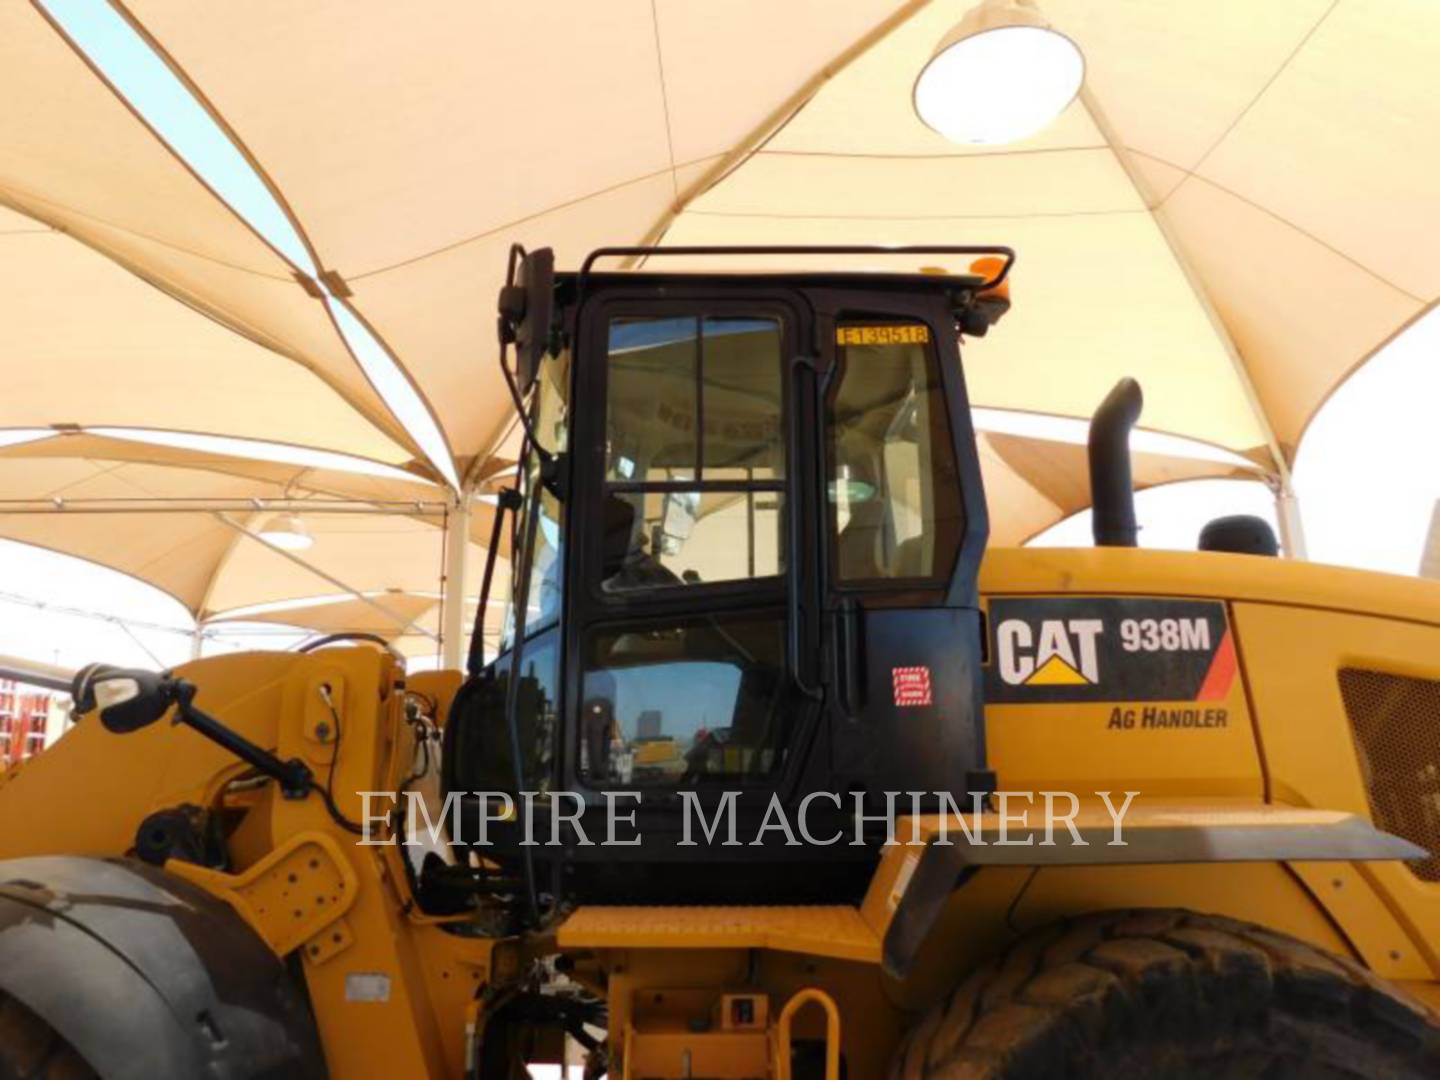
[836, 324, 930, 346]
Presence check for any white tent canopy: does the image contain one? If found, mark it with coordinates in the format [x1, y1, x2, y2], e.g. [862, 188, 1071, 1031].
[107, 0, 1439, 492]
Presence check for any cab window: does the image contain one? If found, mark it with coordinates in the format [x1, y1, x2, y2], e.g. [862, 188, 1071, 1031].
[827, 322, 963, 583]
[602, 315, 785, 591]
[577, 614, 788, 786]
[501, 348, 569, 650]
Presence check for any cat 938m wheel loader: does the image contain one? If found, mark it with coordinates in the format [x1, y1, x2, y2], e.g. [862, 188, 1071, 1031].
[0, 245, 1437, 1079]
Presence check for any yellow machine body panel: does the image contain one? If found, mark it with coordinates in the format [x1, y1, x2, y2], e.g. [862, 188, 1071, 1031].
[971, 546, 1440, 986]
[0, 546, 1437, 1077]
[0, 646, 493, 1079]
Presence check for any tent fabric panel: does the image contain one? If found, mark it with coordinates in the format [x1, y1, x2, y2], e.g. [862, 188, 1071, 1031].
[120, 0, 674, 278]
[1159, 178, 1421, 460]
[979, 436, 1067, 548]
[349, 168, 699, 459]
[1191, 0, 1440, 299]
[122, 0, 908, 278]
[685, 147, 1142, 219]
[208, 592, 439, 636]
[0, 510, 227, 613]
[0, 192, 425, 462]
[2, 3, 277, 274]
[0, 457, 268, 609]
[0, 229, 414, 464]
[0, 5, 422, 460]
[0, 435, 443, 510]
[651, 0, 916, 165]
[200, 511, 480, 619]
[0, 453, 457, 615]
[660, 209, 1269, 455]
[979, 433, 1245, 547]
[1044, 0, 1335, 173]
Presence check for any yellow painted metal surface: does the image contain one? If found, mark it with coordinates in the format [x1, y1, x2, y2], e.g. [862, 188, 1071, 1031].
[0, 544, 1436, 1077]
[560, 905, 880, 964]
[166, 831, 358, 959]
[773, 989, 841, 1080]
[1233, 600, 1440, 978]
[979, 546, 1440, 624]
[0, 647, 493, 1079]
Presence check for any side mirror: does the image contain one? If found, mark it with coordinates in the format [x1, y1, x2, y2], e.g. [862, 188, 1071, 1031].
[496, 245, 555, 397]
[72, 663, 175, 733]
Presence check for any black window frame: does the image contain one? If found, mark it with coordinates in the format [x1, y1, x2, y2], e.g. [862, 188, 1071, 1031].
[563, 287, 813, 804]
[585, 297, 798, 614]
[812, 291, 989, 611]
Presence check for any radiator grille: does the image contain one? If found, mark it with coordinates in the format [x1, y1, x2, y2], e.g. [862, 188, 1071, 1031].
[1338, 668, 1440, 882]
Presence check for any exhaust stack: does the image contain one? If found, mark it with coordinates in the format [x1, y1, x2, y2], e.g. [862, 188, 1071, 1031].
[1089, 378, 1143, 547]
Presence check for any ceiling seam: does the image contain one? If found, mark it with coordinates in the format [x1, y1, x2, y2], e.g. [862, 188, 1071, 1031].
[103, 0, 455, 478]
[1292, 295, 1439, 455]
[1127, 148, 1424, 303]
[627, 0, 937, 253]
[39, 2, 315, 282]
[0, 533, 196, 616]
[13, 28, 434, 464]
[1159, 0, 1342, 211]
[684, 207, 1146, 222]
[756, 144, 1110, 161]
[648, 0, 680, 201]
[0, 192, 405, 429]
[344, 156, 721, 284]
[0, 182, 292, 280]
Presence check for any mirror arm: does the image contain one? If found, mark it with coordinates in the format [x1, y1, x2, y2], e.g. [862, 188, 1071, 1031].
[498, 491, 545, 925]
[171, 680, 313, 799]
[468, 487, 522, 675]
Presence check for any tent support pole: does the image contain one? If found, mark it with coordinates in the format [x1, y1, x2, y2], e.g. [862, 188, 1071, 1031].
[1274, 482, 1308, 561]
[190, 622, 205, 662]
[441, 489, 472, 670]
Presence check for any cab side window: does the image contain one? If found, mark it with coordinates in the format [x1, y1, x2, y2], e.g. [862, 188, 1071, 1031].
[828, 323, 964, 583]
[602, 316, 785, 591]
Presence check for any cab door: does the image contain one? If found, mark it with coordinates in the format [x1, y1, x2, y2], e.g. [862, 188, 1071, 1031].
[564, 291, 822, 821]
[819, 296, 991, 803]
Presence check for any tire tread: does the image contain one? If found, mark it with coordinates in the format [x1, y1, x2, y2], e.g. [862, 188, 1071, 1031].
[893, 909, 1440, 1079]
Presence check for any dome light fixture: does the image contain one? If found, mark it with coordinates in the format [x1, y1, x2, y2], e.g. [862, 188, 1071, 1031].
[257, 512, 314, 551]
[914, 0, 1084, 145]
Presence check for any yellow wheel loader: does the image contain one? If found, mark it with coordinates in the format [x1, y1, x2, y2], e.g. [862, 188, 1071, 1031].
[0, 245, 1437, 1078]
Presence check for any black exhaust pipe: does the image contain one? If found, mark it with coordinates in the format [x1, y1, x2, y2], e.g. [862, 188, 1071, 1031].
[1089, 378, 1143, 547]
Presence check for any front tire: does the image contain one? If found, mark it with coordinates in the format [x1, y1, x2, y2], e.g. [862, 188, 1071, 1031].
[0, 994, 97, 1080]
[889, 909, 1440, 1079]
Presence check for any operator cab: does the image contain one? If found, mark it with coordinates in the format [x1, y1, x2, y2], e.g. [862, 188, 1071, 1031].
[445, 246, 1011, 908]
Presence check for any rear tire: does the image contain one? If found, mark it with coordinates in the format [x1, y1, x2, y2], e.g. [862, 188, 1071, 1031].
[889, 908, 1440, 1079]
[0, 994, 98, 1080]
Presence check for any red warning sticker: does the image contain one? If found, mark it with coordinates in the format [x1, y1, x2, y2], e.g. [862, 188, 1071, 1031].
[892, 666, 932, 707]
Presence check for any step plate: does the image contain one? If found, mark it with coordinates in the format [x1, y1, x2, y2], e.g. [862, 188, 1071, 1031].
[558, 904, 880, 963]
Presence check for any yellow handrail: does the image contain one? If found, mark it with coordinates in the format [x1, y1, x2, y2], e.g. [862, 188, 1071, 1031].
[774, 987, 841, 1080]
